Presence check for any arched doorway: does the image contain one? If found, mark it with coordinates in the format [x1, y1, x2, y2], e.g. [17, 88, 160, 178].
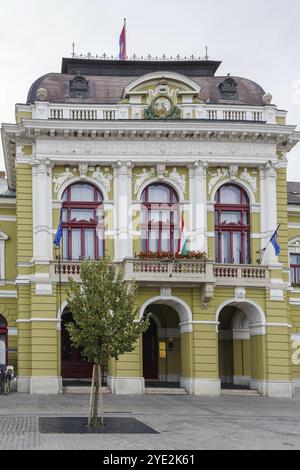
[143, 304, 181, 387]
[143, 317, 158, 380]
[0, 315, 8, 366]
[217, 301, 266, 391]
[61, 310, 93, 380]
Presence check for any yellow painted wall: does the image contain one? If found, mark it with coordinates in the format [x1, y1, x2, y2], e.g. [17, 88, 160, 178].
[277, 168, 289, 267]
[16, 164, 33, 262]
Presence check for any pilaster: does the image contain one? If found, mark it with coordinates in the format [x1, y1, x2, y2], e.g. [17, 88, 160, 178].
[113, 161, 133, 260]
[32, 158, 53, 263]
[189, 161, 208, 252]
[260, 162, 279, 265]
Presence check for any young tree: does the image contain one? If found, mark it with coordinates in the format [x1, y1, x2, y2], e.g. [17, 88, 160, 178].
[65, 258, 149, 427]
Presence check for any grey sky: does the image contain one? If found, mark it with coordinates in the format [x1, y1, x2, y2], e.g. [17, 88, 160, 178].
[0, 0, 299, 178]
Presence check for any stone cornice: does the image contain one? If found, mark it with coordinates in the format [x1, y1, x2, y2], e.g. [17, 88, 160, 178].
[19, 118, 299, 138]
[2, 120, 300, 190]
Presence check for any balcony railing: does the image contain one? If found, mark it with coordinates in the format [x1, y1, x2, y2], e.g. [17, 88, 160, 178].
[122, 258, 212, 284]
[40, 103, 273, 123]
[51, 259, 270, 287]
[214, 264, 269, 286]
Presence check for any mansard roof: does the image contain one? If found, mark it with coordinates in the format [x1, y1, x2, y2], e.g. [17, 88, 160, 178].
[27, 57, 266, 106]
[288, 181, 300, 205]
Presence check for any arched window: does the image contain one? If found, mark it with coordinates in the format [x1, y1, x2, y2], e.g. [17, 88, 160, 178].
[141, 183, 179, 253]
[0, 315, 7, 366]
[215, 184, 250, 264]
[62, 183, 104, 260]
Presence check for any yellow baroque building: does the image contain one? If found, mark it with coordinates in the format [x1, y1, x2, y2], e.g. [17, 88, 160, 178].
[1, 56, 300, 397]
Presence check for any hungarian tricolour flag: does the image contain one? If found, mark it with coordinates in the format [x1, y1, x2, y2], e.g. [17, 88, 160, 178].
[119, 19, 126, 61]
[178, 213, 188, 256]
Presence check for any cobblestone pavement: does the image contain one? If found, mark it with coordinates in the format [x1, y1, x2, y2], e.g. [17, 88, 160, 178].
[0, 391, 300, 450]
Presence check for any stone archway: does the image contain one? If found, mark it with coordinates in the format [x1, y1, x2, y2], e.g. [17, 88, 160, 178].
[143, 305, 181, 386]
[216, 300, 266, 392]
[140, 296, 193, 390]
[60, 308, 93, 381]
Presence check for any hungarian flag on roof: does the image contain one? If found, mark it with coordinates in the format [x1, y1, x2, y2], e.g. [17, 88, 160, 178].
[119, 19, 126, 61]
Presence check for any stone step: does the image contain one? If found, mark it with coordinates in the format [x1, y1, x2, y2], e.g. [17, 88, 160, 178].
[63, 386, 111, 394]
[145, 387, 187, 395]
[221, 389, 260, 396]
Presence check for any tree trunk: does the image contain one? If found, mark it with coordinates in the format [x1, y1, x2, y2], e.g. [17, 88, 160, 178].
[88, 364, 96, 427]
[91, 364, 100, 427]
[99, 364, 104, 426]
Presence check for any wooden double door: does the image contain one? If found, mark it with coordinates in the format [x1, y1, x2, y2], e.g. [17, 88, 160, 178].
[61, 311, 93, 379]
[143, 318, 158, 380]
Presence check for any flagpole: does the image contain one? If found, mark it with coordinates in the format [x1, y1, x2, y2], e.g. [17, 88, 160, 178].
[124, 18, 127, 60]
[57, 246, 63, 388]
[259, 224, 281, 264]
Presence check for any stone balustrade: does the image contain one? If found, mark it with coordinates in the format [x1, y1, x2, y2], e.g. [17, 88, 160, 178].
[51, 259, 270, 287]
[45, 103, 269, 123]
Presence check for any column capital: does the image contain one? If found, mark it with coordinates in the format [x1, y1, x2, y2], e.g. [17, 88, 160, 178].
[113, 160, 134, 173]
[32, 158, 53, 173]
[264, 161, 279, 179]
[193, 160, 208, 176]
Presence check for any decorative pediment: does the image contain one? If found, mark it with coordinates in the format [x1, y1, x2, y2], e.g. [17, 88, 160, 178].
[121, 72, 201, 116]
[0, 231, 8, 241]
[289, 236, 300, 254]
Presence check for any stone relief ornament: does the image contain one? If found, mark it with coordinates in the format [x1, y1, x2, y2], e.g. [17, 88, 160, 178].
[156, 164, 167, 179]
[36, 87, 48, 101]
[53, 167, 73, 193]
[148, 80, 180, 105]
[240, 168, 257, 193]
[92, 166, 113, 193]
[208, 168, 229, 194]
[169, 168, 186, 194]
[229, 164, 239, 179]
[263, 93, 273, 105]
[133, 168, 155, 195]
[79, 163, 89, 178]
[144, 80, 181, 120]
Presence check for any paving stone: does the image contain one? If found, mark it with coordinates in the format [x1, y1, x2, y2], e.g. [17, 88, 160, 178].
[0, 391, 299, 449]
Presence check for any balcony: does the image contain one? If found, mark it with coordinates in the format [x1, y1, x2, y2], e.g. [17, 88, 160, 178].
[122, 258, 213, 285]
[51, 259, 270, 288]
[29, 102, 279, 124]
[214, 264, 270, 287]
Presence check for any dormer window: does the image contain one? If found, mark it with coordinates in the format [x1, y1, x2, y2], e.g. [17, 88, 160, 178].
[219, 77, 239, 100]
[69, 74, 90, 98]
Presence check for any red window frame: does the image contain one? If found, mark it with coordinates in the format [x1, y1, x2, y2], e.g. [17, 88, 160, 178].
[215, 184, 251, 264]
[141, 184, 179, 254]
[290, 254, 300, 286]
[62, 183, 104, 260]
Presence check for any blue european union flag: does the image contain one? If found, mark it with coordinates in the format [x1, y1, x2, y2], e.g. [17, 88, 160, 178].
[53, 221, 63, 247]
[270, 229, 280, 256]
